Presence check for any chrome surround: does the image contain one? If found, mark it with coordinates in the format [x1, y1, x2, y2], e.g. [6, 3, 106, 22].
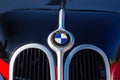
[0, 74, 4, 80]
[47, 9, 74, 80]
[64, 44, 110, 80]
[9, 43, 55, 80]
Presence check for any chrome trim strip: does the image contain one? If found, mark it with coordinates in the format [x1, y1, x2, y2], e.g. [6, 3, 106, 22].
[9, 43, 55, 80]
[64, 44, 110, 80]
[58, 9, 65, 29]
[48, 9, 74, 80]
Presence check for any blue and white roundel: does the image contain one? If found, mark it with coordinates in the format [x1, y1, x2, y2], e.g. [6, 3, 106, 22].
[55, 33, 67, 44]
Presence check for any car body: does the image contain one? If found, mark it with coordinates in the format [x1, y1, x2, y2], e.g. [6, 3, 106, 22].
[0, 0, 120, 80]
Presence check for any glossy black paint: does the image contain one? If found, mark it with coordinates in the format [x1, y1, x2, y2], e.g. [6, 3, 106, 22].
[64, 0, 120, 13]
[1, 0, 120, 14]
[0, 10, 120, 62]
[0, 0, 61, 14]
[65, 11, 120, 60]
[0, 10, 59, 61]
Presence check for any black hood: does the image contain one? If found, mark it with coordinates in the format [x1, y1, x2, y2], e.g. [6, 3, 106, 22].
[0, 0, 61, 14]
[1, 0, 120, 14]
[0, 10, 120, 61]
[64, 0, 120, 13]
[0, 0, 120, 62]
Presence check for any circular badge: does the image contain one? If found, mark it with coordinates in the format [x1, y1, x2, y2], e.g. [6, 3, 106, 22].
[52, 31, 70, 46]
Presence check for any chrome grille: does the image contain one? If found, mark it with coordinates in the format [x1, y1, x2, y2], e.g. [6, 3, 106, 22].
[13, 48, 51, 80]
[69, 49, 106, 80]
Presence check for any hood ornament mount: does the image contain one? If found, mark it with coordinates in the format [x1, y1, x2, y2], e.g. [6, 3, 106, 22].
[48, 9, 75, 80]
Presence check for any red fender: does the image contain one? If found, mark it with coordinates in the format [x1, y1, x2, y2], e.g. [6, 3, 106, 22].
[111, 61, 120, 80]
[0, 59, 9, 80]
[55, 67, 58, 80]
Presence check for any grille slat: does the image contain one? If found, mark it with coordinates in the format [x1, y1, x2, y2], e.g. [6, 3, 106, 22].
[42, 52, 45, 80]
[91, 51, 95, 80]
[87, 52, 91, 80]
[75, 56, 79, 80]
[37, 49, 40, 80]
[69, 49, 106, 80]
[25, 49, 29, 80]
[33, 49, 36, 80]
[79, 53, 82, 80]
[83, 51, 86, 80]
[29, 49, 32, 79]
[13, 48, 51, 80]
[95, 52, 98, 80]
[21, 51, 24, 79]
[16, 54, 20, 79]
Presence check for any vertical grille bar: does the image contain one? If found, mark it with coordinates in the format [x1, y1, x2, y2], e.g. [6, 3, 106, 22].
[87, 51, 91, 80]
[29, 48, 32, 79]
[13, 48, 51, 80]
[38, 49, 40, 80]
[83, 50, 86, 80]
[25, 49, 28, 79]
[69, 49, 106, 80]
[75, 56, 78, 80]
[91, 51, 95, 80]
[16, 54, 20, 79]
[95, 51, 98, 80]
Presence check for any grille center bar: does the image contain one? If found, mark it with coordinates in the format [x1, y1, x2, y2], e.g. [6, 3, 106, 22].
[58, 9, 65, 29]
[47, 9, 74, 80]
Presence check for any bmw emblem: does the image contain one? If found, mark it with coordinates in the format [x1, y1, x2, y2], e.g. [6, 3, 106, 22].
[52, 31, 70, 46]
